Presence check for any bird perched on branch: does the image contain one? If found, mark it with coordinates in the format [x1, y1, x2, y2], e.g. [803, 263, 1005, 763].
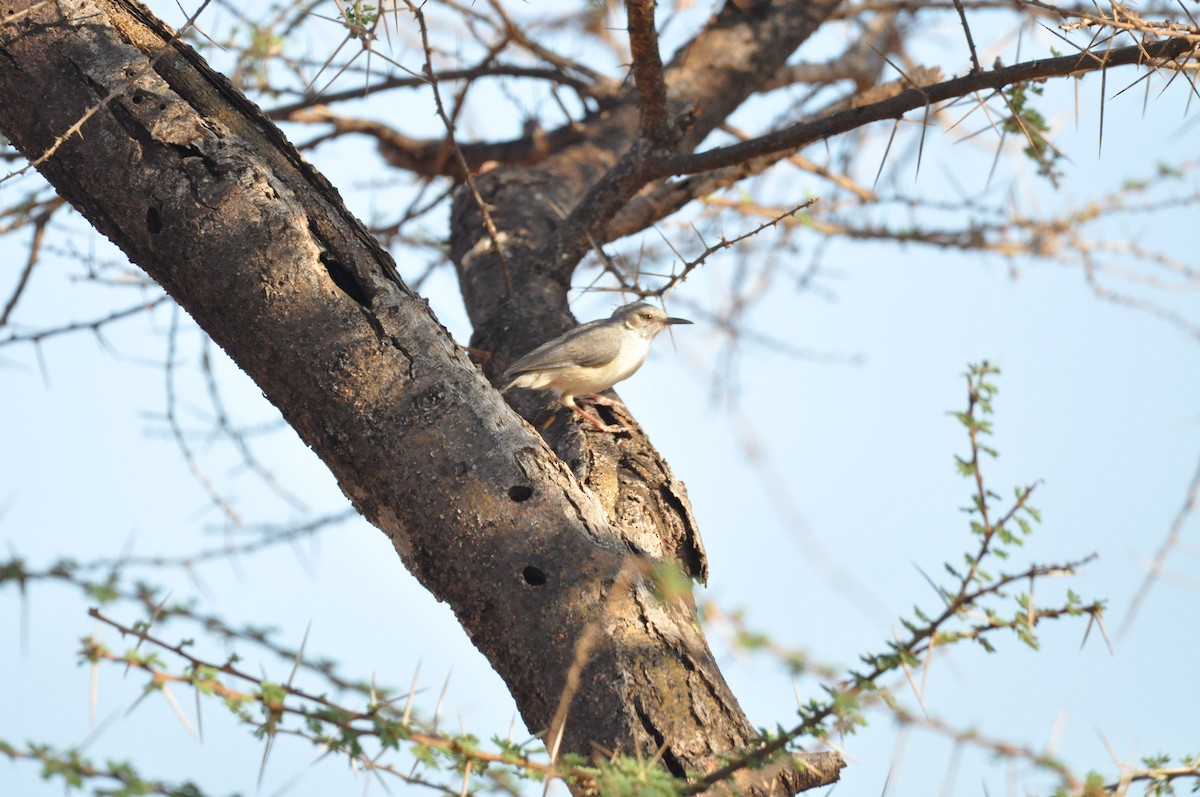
[501, 302, 692, 432]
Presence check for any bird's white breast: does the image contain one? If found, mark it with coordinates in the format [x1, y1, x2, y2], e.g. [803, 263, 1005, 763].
[538, 334, 652, 397]
[601, 334, 653, 386]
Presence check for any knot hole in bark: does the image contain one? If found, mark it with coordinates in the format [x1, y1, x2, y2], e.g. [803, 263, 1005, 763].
[508, 485, 533, 502]
[318, 250, 370, 307]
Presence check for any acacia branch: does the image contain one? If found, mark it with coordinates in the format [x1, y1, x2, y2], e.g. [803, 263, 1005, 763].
[652, 36, 1198, 177]
[558, 35, 1196, 266]
[85, 607, 565, 787]
[265, 63, 610, 119]
[0, 202, 56, 324]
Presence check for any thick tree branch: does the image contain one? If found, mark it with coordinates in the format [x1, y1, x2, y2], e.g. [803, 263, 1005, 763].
[574, 35, 1197, 256]
[557, 33, 1199, 271]
[602, 138, 851, 246]
[284, 108, 591, 178]
[537, 0, 845, 279]
[652, 36, 1198, 177]
[625, 0, 675, 150]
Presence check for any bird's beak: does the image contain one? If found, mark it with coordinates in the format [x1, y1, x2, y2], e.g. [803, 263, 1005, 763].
[665, 316, 692, 326]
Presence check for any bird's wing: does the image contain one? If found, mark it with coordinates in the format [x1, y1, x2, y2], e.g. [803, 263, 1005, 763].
[504, 319, 621, 376]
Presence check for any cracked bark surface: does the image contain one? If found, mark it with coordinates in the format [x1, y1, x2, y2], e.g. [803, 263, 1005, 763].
[0, 0, 844, 792]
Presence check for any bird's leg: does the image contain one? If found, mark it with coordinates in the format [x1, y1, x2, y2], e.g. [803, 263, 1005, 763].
[563, 395, 627, 433]
[582, 393, 626, 410]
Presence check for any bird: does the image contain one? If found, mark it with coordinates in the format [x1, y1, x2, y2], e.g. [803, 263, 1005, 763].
[501, 302, 692, 432]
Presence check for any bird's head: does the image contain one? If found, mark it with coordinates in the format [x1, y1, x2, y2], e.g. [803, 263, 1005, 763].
[612, 302, 693, 338]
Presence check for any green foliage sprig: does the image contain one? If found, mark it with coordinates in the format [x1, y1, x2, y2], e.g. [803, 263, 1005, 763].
[687, 362, 1107, 794]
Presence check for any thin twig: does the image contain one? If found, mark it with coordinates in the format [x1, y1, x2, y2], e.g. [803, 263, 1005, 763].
[1119, 451, 1200, 637]
[403, 0, 513, 298]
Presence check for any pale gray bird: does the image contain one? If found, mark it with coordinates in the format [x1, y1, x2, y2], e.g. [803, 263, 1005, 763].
[502, 302, 692, 432]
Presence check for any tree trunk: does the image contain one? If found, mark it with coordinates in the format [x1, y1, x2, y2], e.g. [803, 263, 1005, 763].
[0, 0, 843, 792]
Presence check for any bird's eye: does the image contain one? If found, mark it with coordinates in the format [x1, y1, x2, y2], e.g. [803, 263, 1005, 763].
[641, 313, 652, 320]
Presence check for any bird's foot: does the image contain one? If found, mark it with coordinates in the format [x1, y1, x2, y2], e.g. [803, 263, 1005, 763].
[569, 404, 629, 434]
[582, 393, 626, 410]
[587, 421, 629, 433]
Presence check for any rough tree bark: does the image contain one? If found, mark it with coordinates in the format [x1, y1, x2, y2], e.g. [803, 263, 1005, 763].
[0, 0, 844, 792]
